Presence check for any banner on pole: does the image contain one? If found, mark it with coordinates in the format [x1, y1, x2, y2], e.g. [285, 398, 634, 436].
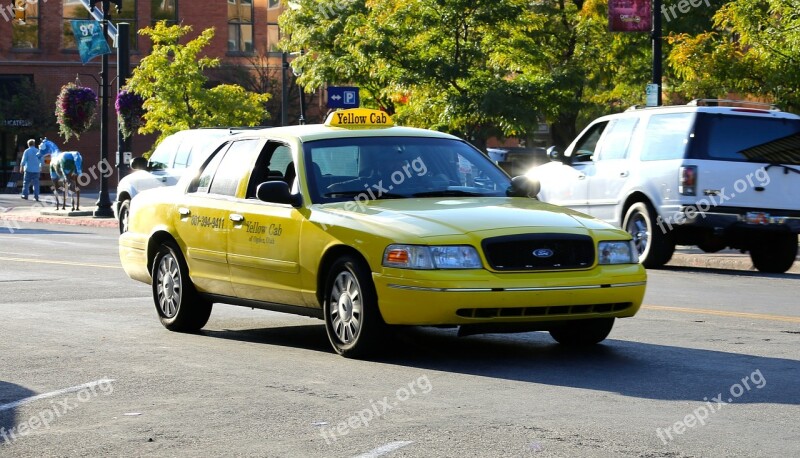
[71, 20, 112, 63]
[609, 0, 651, 32]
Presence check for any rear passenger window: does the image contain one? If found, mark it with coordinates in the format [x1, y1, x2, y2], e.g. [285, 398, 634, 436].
[209, 139, 264, 196]
[640, 113, 694, 161]
[597, 117, 638, 160]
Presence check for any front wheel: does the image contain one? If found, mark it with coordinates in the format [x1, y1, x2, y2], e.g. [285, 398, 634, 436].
[623, 202, 675, 268]
[323, 256, 386, 358]
[549, 318, 615, 346]
[749, 233, 798, 273]
[152, 241, 212, 332]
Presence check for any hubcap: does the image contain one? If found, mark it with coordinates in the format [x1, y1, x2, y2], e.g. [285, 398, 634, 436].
[627, 214, 649, 256]
[121, 208, 129, 233]
[156, 254, 181, 318]
[329, 271, 362, 344]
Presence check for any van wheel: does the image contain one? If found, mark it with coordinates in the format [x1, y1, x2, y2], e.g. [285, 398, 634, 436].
[549, 318, 615, 345]
[323, 256, 386, 358]
[623, 202, 675, 268]
[152, 241, 212, 331]
[750, 233, 798, 273]
[118, 199, 130, 234]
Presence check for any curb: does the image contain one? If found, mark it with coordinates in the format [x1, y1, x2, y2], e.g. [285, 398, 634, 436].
[0, 213, 118, 229]
[667, 252, 800, 274]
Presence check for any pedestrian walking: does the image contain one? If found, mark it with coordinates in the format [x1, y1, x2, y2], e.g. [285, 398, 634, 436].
[20, 139, 42, 201]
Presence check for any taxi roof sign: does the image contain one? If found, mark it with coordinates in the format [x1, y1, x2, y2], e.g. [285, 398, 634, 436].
[325, 108, 394, 129]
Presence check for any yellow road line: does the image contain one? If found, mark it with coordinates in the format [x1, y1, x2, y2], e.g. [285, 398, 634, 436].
[642, 304, 800, 324]
[0, 256, 122, 270]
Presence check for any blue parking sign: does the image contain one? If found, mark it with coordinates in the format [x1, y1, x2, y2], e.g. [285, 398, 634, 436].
[328, 86, 360, 108]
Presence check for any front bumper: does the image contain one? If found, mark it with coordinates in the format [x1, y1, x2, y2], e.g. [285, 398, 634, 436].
[373, 264, 646, 325]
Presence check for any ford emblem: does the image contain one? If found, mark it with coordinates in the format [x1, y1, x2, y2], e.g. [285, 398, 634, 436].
[532, 248, 554, 258]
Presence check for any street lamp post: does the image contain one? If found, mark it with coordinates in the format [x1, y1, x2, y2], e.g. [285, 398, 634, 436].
[92, 0, 114, 217]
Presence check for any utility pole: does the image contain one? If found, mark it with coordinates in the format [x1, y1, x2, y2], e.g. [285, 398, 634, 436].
[652, 0, 663, 106]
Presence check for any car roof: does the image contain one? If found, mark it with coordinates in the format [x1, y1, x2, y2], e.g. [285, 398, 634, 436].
[614, 104, 800, 120]
[226, 123, 460, 143]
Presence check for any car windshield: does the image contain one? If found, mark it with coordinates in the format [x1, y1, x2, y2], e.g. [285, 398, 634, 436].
[304, 136, 511, 204]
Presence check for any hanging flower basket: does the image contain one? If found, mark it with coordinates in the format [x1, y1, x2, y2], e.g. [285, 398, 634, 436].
[55, 83, 98, 141]
[115, 89, 146, 139]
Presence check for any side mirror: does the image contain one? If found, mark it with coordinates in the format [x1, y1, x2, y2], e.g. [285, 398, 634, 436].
[130, 156, 148, 171]
[256, 181, 303, 207]
[546, 146, 562, 163]
[507, 175, 541, 199]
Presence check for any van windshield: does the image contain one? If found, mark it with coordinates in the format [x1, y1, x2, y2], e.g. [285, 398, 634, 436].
[692, 113, 800, 165]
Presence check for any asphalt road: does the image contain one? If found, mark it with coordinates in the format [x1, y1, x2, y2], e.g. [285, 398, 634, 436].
[0, 223, 798, 457]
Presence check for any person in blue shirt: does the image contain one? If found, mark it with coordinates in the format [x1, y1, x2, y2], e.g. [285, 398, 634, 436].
[19, 139, 42, 201]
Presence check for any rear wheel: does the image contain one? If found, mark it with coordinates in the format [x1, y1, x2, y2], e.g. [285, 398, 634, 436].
[118, 199, 130, 234]
[623, 202, 675, 268]
[152, 241, 212, 331]
[549, 318, 615, 346]
[749, 233, 798, 273]
[323, 255, 386, 358]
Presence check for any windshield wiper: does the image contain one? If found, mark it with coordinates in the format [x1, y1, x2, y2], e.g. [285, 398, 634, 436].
[412, 190, 485, 197]
[323, 190, 406, 199]
[763, 163, 800, 176]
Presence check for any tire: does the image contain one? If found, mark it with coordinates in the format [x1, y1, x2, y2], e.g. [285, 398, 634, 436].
[151, 241, 212, 332]
[323, 255, 386, 358]
[623, 202, 675, 268]
[118, 199, 130, 234]
[549, 318, 615, 346]
[749, 233, 798, 274]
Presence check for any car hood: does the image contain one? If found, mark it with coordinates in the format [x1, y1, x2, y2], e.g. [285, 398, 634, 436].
[313, 197, 615, 240]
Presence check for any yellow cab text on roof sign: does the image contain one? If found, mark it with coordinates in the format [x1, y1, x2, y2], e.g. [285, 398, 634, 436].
[325, 108, 394, 129]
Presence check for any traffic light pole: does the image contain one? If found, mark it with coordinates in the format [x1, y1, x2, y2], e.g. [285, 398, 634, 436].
[652, 0, 663, 106]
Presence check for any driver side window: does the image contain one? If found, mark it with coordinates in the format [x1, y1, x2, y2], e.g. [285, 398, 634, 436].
[571, 121, 608, 162]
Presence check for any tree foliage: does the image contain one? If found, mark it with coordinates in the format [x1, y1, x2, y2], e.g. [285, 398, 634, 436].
[668, 0, 800, 111]
[126, 22, 271, 145]
[280, 0, 652, 148]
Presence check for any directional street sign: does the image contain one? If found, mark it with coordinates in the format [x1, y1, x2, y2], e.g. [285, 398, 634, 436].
[327, 86, 360, 108]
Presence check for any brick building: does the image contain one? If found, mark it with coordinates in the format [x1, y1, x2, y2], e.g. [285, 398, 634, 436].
[0, 0, 311, 191]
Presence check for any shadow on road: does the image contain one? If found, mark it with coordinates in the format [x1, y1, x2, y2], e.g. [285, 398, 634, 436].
[658, 264, 800, 280]
[199, 324, 800, 406]
[0, 381, 36, 446]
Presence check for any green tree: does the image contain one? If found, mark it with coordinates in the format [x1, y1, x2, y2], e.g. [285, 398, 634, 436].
[280, 0, 655, 149]
[668, 0, 800, 111]
[126, 22, 271, 145]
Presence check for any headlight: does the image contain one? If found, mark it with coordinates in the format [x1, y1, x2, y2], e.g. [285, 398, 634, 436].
[598, 240, 639, 265]
[383, 245, 482, 269]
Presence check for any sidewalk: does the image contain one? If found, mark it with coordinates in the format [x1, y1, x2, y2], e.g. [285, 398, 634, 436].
[1, 191, 797, 273]
[0, 191, 118, 229]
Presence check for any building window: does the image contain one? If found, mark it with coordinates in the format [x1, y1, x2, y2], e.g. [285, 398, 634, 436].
[151, 0, 177, 26]
[268, 0, 280, 9]
[11, 0, 39, 49]
[62, 0, 138, 51]
[228, 0, 253, 53]
[267, 23, 280, 53]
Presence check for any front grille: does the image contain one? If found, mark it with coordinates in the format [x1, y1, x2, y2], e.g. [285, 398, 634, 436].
[482, 233, 595, 271]
[456, 303, 632, 318]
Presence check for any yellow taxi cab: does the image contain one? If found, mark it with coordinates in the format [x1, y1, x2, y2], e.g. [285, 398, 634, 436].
[119, 108, 646, 358]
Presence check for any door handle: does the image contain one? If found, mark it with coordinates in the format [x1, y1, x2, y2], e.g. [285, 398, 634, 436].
[229, 213, 244, 223]
[619, 171, 629, 177]
[577, 173, 586, 180]
[178, 207, 190, 217]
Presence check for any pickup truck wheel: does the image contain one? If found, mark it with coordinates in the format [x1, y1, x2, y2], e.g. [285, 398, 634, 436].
[323, 256, 386, 358]
[152, 241, 212, 331]
[549, 318, 615, 345]
[118, 199, 130, 234]
[623, 202, 675, 268]
[749, 233, 798, 274]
